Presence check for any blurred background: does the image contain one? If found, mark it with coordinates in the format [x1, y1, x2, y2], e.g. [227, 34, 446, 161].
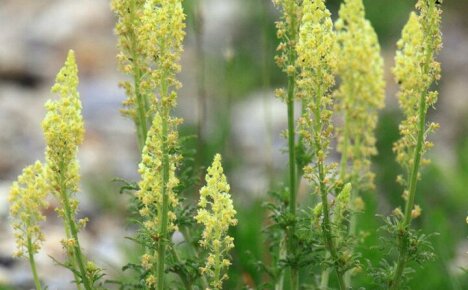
[0, 0, 467, 289]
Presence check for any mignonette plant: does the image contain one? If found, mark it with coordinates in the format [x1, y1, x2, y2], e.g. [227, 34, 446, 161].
[6, 0, 446, 289]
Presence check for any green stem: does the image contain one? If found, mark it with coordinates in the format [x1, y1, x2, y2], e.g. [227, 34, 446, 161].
[128, 0, 149, 152]
[156, 112, 170, 290]
[390, 5, 437, 284]
[286, 71, 298, 289]
[320, 261, 330, 290]
[389, 87, 428, 290]
[133, 64, 148, 152]
[318, 160, 346, 290]
[276, 2, 299, 289]
[59, 162, 92, 290]
[157, 67, 171, 289]
[27, 236, 42, 290]
[312, 82, 346, 290]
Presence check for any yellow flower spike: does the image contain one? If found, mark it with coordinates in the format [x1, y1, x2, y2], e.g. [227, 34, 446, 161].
[136, 112, 180, 286]
[137, 114, 180, 234]
[112, 0, 186, 151]
[42, 51, 98, 290]
[393, 1, 442, 183]
[297, 1, 349, 288]
[42, 50, 84, 198]
[296, 0, 336, 157]
[335, 0, 385, 190]
[9, 161, 48, 259]
[195, 154, 237, 289]
[390, 5, 442, 283]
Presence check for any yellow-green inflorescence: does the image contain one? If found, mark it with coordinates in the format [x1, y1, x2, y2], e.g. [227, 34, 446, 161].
[136, 113, 181, 288]
[112, 0, 186, 150]
[335, 0, 385, 191]
[297, 0, 336, 170]
[195, 154, 237, 289]
[296, 0, 348, 289]
[334, 0, 385, 285]
[273, 0, 302, 80]
[390, 1, 442, 289]
[9, 161, 48, 290]
[42, 50, 98, 289]
[43, 50, 84, 200]
[9, 162, 48, 259]
[120, 0, 185, 288]
[393, 1, 442, 194]
[297, 0, 336, 152]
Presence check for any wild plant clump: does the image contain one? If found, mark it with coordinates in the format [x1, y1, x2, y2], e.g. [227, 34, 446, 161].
[7, 0, 446, 289]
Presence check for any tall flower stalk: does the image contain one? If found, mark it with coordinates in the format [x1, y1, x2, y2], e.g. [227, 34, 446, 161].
[296, 0, 347, 289]
[137, 114, 181, 288]
[42, 50, 99, 290]
[272, 0, 302, 288]
[112, 0, 185, 152]
[389, 1, 442, 289]
[121, 0, 186, 288]
[334, 0, 385, 286]
[8, 161, 48, 290]
[112, 0, 149, 151]
[195, 154, 237, 289]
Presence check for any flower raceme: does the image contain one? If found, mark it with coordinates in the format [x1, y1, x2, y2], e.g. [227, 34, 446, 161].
[335, 0, 385, 191]
[195, 154, 237, 289]
[9, 161, 48, 290]
[389, 1, 443, 288]
[296, 0, 350, 289]
[393, 2, 442, 184]
[297, 0, 336, 171]
[296, 0, 336, 153]
[112, 0, 186, 150]
[136, 113, 181, 288]
[137, 114, 180, 234]
[42, 50, 84, 200]
[9, 161, 48, 259]
[42, 50, 100, 289]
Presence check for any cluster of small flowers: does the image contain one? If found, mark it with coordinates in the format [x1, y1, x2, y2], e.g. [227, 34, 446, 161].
[297, 0, 336, 184]
[112, 0, 185, 121]
[42, 50, 84, 206]
[8, 162, 48, 258]
[273, 0, 302, 100]
[393, 0, 442, 183]
[137, 114, 181, 232]
[195, 154, 237, 289]
[334, 0, 386, 191]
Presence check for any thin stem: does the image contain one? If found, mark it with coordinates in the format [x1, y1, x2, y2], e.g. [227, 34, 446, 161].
[128, 0, 149, 152]
[27, 236, 42, 290]
[312, 83, 346, 290]
[286, 72, 298, 289]
[390, 7, 436, 284]
[133, 64, 148, 152]
[157, 66, 171, 289]
[389, 87, 427, 290]
[276, 2, 299, 289]
[59, 162, 92, 290]
[318, 160, 346, 290]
